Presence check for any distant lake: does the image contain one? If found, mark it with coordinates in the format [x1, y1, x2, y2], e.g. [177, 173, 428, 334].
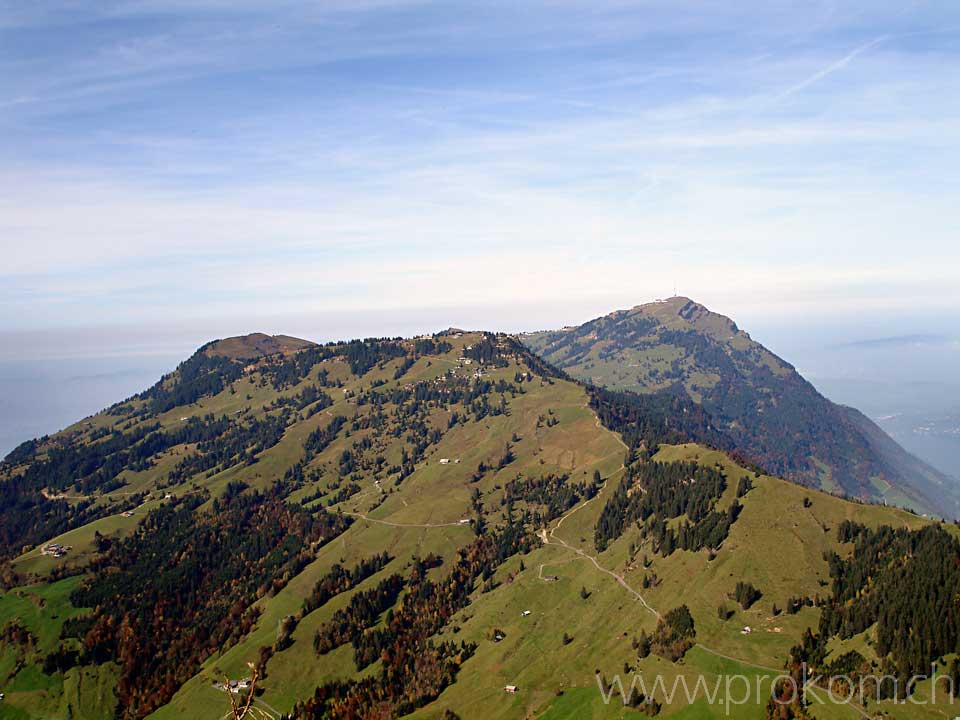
[0, 343, 194, 457]
[754, 324, 960, 483]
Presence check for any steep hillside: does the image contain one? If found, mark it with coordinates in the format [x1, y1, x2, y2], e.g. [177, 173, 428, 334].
[524, 297, 960, 517]
[0, 330, 958, 720]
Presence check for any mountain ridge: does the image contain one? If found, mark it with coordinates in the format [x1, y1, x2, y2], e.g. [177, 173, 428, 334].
[524, 297, 959, 517]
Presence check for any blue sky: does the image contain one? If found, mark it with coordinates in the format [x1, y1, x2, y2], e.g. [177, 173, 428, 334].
[2, 0, 959, 336]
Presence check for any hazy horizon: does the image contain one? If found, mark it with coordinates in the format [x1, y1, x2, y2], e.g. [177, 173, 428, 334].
[3, 298, 958, 481]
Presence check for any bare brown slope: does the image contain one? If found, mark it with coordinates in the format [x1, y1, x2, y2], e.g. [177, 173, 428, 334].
[203, 333, 314, 361]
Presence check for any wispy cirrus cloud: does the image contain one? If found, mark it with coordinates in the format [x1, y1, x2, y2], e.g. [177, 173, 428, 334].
[774, 35, 888, 101]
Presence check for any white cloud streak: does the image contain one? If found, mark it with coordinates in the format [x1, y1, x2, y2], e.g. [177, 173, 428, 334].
[774, 35, 888, 101]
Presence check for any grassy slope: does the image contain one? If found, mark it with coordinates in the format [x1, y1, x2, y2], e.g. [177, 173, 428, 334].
[0, 576, 118, 719]
[149, 344, 629, 719]
[397, 443, 930, 720]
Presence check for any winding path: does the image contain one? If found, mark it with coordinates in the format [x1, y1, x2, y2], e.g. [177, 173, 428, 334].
[539, 488, 662, 620]
[538, 474, 874, 720]
[344, 511, 473, 529]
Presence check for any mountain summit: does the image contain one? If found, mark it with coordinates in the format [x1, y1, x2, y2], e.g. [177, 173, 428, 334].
[202, 333, 315, 360]
[525, 297, 958, 516]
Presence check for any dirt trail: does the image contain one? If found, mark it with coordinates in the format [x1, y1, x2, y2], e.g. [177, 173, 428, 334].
[540, 486, 661, 619]
[345, 511, 472, 529]
[537, 477, 874, 719]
